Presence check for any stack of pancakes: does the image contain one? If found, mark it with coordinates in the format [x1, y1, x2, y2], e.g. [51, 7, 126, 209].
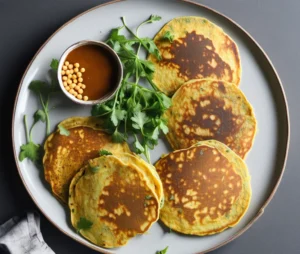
[43, 117, 163, 248]
[148, 17, 257, 236]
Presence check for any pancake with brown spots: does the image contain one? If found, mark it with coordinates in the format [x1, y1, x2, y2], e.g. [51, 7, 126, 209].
[43, 117, 130, 203]
[148, 16, 241, 96]
[155, 140, 251, 235]
[165, 79, 257, 158]
[69, 155, 160, 248]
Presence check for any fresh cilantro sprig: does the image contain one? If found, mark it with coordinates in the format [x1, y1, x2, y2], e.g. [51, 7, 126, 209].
[19, 59, 60, 163]
[161, 31, 174, 43]
[92, 15, 171, 162]
[99, 150, 112, 156]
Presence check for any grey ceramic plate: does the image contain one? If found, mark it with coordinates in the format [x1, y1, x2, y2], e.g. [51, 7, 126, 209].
[12, 0, 289, 253]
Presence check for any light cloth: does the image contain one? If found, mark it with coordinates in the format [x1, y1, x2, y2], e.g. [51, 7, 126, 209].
[0, 212, 54, 254]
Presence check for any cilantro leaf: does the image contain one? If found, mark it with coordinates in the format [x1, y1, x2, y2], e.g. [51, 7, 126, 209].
[149, 15, 162, 22]
[110, 109, 126, 126]
[156, 246, 168, 254]
[112, 129, 126, 143]
[76, 217, 93, 232]
[131, 112, 149, 130]
[58, 125, 70, 136]
[34, 109, 46, 123]
[19, 142, 41, 162]
[99, 150, 112, 156]
[29, 80, 48, 95]
[133, 135, 144, 154]
[161, 31, 174, 43]
[50, 59, 59, 71]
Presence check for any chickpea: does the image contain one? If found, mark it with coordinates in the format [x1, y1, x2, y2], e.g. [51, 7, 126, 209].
[66, 70, 70, 75]
[83, 96, 88, 101]
[70, 70, 74, 74]
[68, 64, 73, 69]
[73, 91, 78, 96]
[64, 61, 69, 66]
[71, 83, 76, 89]
[78, 77, 83, 83]
[75, 85, 80, 91]
[73, 79, 78, 84]
[67, 80, 72, 85]
[81, 84, 86, 89]
[80, 68, 85, 73]
[74, 68, 79, 73]
[69, 89, 75, 94]
[78, 89, 83, 94]
[77, 94, 82, 100]
[68, 74, 72, 79]
[63, 81, 68, 86]
[65, 86, 70, 91]
[72, 74, 77, 79]
[61, 70, 65, 75]
[77, 72, 82, 78]
[62, 66, 67, 71]
[74, 63, 80, 68]
[62, 76, 68, 81]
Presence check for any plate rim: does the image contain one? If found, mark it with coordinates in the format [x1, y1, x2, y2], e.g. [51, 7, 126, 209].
[11, 0, 290, 253]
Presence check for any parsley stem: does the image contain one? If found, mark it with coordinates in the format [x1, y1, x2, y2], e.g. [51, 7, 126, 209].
[121, 17, 139, 40]
[144, 145, 151, 163]
[24, 115, 30, 142]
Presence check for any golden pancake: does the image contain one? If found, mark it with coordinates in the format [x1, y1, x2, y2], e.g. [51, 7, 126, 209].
[148, 16, 241, 96]
[165, 79, 257, 158]
[69, 155, 160, 248]
[43, 117, 130, 203]
[115, 152, 164, 208]
[155, 140, 251, 236]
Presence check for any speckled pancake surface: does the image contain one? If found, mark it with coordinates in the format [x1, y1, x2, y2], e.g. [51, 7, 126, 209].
[155, 140, 251, 236]
[165, 79, 256, 158]
[43, 117, 130, 203]
[69, 155, 160, 248]
[115, 153, 164, 207]
[148, 16, 241, 96]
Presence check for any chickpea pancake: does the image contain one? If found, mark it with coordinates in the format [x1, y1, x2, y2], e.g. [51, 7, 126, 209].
[148, 16, 241, 96]
[155, 140, 251, 236]
[165, 79, 257, 158]
[115, 152, 164, 208]
[43, 117, 130, 203]
[69, 155, 160, 248]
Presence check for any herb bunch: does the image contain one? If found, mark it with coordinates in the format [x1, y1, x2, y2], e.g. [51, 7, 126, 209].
[19, 59, 60, 163]
[91, 15, 171, 162]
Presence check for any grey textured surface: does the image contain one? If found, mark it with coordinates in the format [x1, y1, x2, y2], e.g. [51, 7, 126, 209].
[0, 0, 298, 253]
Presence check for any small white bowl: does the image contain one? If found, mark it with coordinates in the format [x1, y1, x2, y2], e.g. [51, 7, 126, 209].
[57, 40, 123, 105]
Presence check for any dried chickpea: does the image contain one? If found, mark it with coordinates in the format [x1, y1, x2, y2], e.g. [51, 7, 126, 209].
[81, 84, 86, 89]
[65, 86, 70, 91]
[70, 70, 74, 74]
[66, 70, 70, 75]
[80, 68, 85, 73]
[75, 85, 80, 91]
[83, 96, 88, 101]
[77, 72, 82, 78]
[71, 84, 76, 89]
[74, 63, 80, 68]
[62, 76, 68, 81]
[69, 89, 75, 94]
[74, 68, 79, 73]
[63, 81, 68, 86]
[77, 94, 82, 100]
[61, 70, 65, 75]
[62, 66, 67, 71]
[78, 89, 83, 94]
[64, 61, 69, 66]
[68, 74, 72, 79]
[78, 77, 83, 83]
[73, 91, 78, 96]
[67, 80, 72, 85]
[72, 74, 76, 79]
[68, 64, 73, 69]
[73, 79, 78, 84]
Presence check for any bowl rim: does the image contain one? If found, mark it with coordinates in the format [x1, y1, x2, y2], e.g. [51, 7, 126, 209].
[57, 39, 123, 105]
